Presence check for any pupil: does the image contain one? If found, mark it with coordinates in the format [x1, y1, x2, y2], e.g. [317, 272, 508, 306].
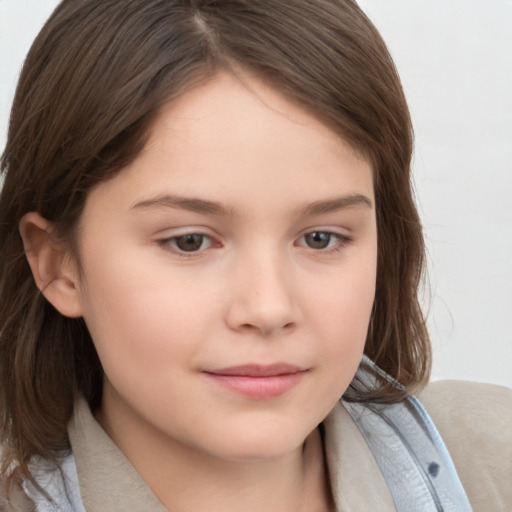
[176, 234, 203, 252]
[306, 232, 330, 249]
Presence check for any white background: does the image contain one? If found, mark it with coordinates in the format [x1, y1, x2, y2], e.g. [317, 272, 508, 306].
[1, 1, 511, 388]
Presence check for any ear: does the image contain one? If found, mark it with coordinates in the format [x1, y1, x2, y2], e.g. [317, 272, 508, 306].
[19, 212, 83, 318]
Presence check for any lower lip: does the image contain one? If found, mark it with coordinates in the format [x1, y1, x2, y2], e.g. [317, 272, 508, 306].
[204, 372, 306, 399]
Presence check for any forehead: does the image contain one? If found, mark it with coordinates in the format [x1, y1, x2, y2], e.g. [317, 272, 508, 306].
[84, 71, 374, 219]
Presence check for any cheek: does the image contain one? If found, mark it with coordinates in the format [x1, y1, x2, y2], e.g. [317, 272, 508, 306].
[294, 270, 375, 421]
[316, 289, 372, 363]
[315, 252, 376, 326]
[77, 252, 217, 376]
[307, 255, 376, 370]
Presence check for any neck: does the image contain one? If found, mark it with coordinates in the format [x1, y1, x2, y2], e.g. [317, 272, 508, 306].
[96, 402, 332, 512]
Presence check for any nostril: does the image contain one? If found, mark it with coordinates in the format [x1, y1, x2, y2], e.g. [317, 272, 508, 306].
[238, 321, 295, 336]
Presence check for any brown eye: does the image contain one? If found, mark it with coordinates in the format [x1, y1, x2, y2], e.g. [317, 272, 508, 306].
[174, 234, 206, 252]
[304, 232, 332, 249]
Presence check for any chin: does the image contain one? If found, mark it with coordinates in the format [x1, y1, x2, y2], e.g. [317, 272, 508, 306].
[200, 422, 314, 463]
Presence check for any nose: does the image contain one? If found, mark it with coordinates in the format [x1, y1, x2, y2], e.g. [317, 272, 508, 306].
[225, 249, 299, 337]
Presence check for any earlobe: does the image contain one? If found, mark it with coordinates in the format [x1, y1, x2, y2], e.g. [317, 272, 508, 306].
[19, 212, 83, 318]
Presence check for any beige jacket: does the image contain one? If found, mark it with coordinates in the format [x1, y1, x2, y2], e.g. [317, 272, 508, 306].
[2, 380, 511, 511]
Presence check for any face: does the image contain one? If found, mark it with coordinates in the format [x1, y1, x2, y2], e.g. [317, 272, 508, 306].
[73, 72, 377, 463]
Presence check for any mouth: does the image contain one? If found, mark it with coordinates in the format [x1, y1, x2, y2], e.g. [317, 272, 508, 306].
[203, 364, 308, 399]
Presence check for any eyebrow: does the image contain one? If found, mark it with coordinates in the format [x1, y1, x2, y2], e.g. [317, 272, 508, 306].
[131, 194, 238, 216]
[131, 193, 373, 217]
[296, 194, 373, 216]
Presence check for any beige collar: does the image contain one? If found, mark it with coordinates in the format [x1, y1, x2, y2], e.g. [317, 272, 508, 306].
[68, 398, 167, 512]
[68, 398, 394, 511]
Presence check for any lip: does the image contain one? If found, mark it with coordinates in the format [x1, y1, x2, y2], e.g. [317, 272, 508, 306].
[203, 364, 307, 399]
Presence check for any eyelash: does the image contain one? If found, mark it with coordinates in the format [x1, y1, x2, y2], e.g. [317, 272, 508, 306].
[295, 231, 353, 254]
[156, 230, 353, 257]
[156, 233, 217, 257]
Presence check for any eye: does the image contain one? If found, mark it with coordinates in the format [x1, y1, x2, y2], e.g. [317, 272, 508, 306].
[160, 233, 213, 253]
[304, 232, 333, 249]
[297, 231, 352, 252]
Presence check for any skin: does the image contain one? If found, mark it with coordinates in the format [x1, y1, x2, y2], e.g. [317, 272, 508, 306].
[21, 72, 377, 511]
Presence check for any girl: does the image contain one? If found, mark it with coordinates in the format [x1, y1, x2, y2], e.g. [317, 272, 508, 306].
[0, 1, 510, 510]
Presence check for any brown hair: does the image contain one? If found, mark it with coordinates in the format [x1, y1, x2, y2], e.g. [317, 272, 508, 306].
[0, 0, 429, 481]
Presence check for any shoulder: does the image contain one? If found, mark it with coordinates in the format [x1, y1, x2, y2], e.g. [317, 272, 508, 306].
[417, 380, 512, 511]
[418, 380, 512, 450]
